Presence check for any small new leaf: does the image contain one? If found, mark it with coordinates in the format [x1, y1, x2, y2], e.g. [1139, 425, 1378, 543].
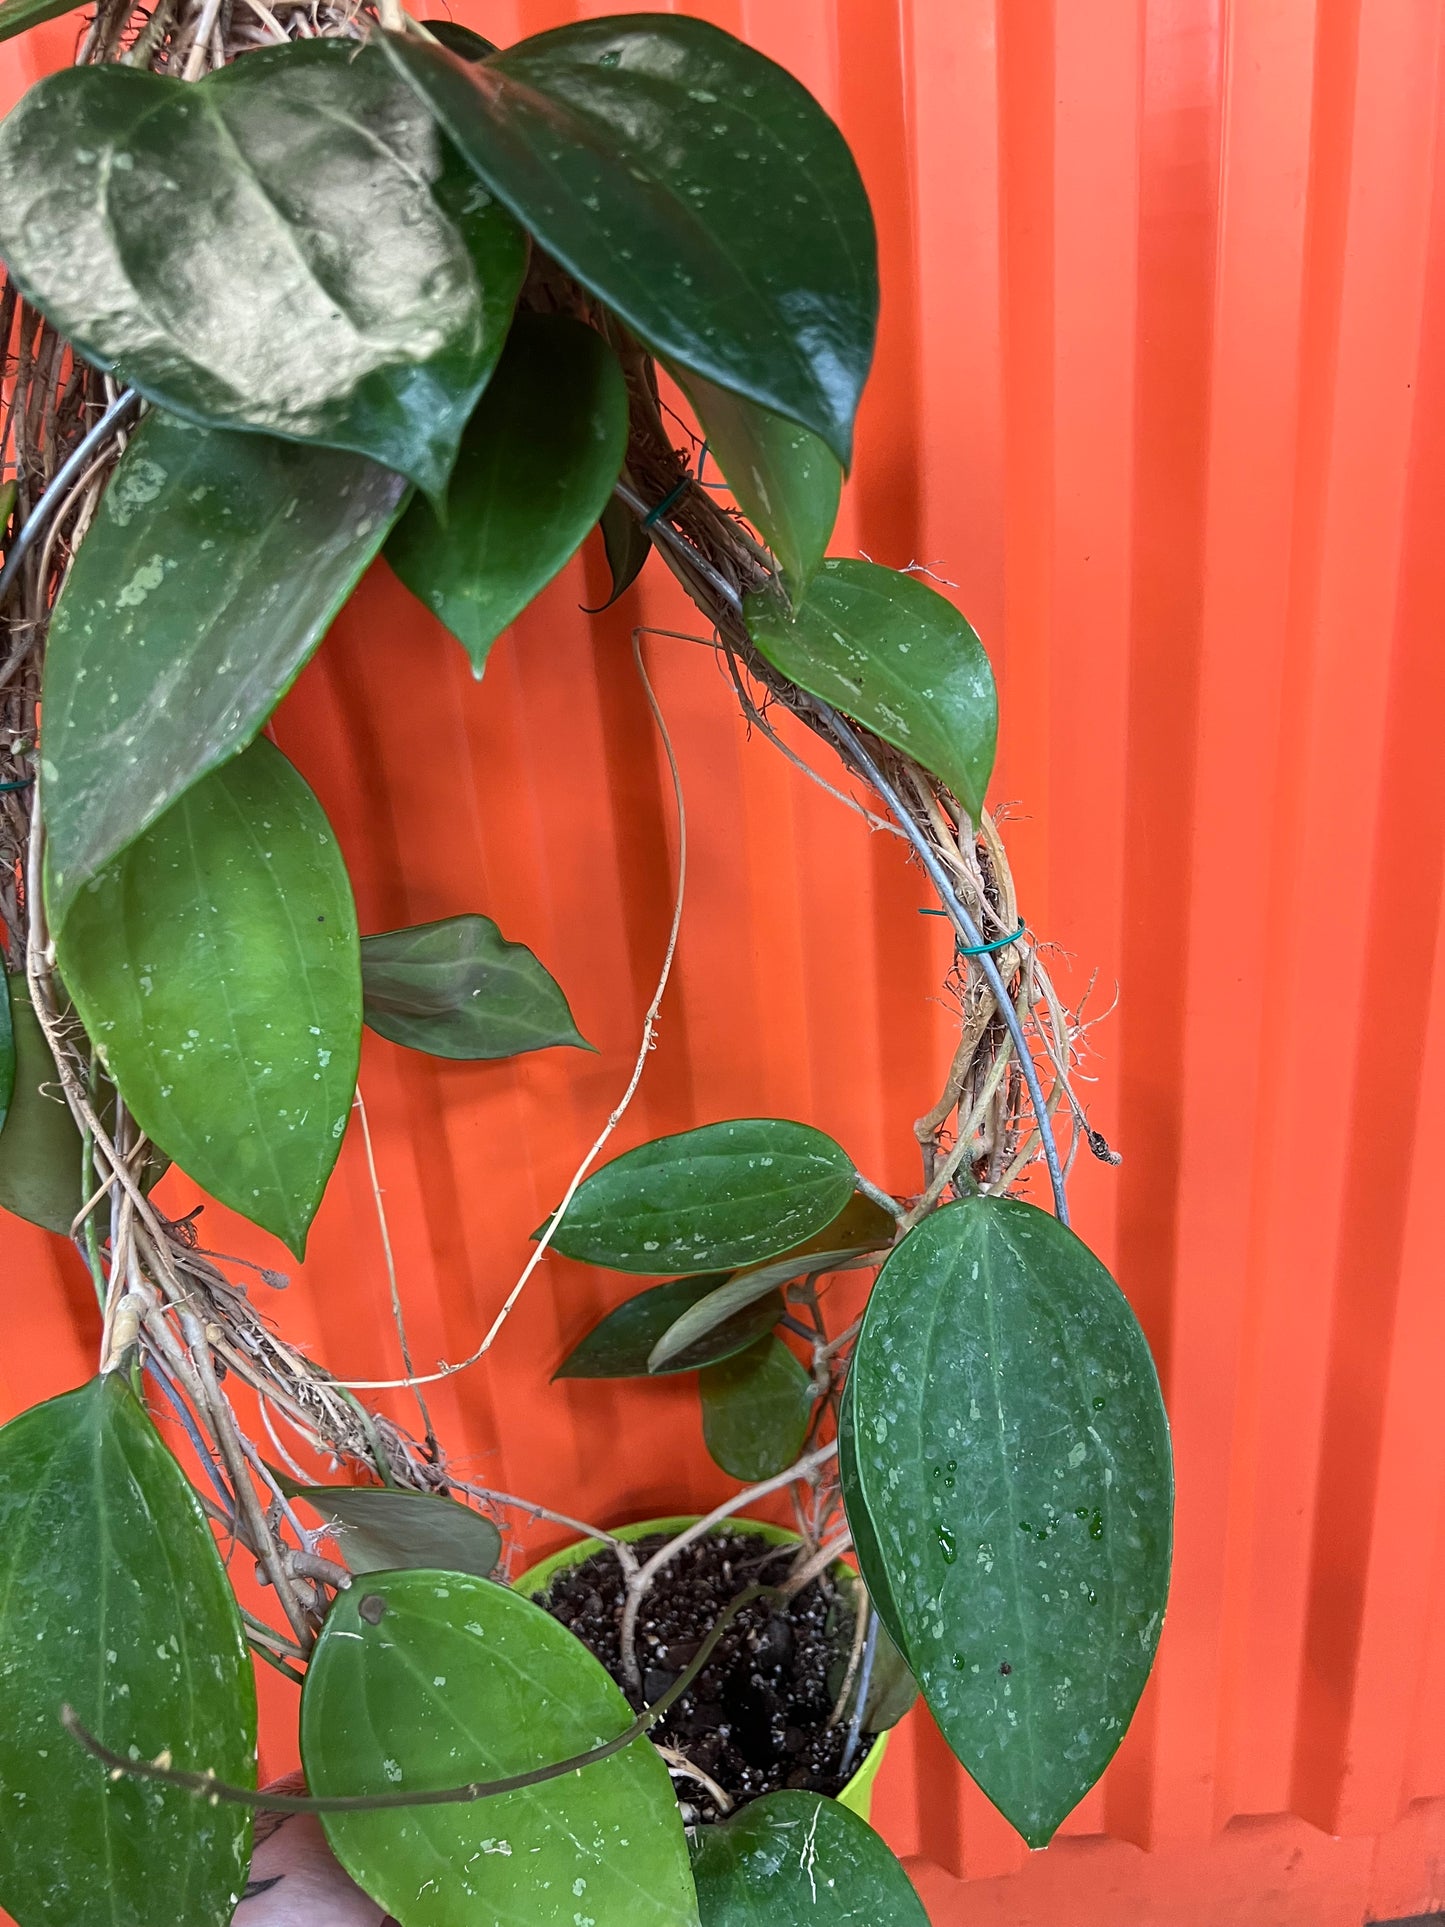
[745, 559, 998, 822]
[556, 1274, 784, 1380]
[362, 914, 590, 1060]
[276, 1477, 501, 1579]
[540, 1118, 857, 1275]
[387, 314, 629, 675]
[380, 19, 877, 465]
[584, 495, 651, 611]
[0, 44, 528, 497]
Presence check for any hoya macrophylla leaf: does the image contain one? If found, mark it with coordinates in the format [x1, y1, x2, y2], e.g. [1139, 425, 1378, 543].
[555, 1274, 783, 1379]
[541, 1118, 857, 1274]
[699, 1336, 814, 1481]
[688, 1789, 928, 1927]
[379, 18, 877, 465]
[51, 738, 361, 1257]
[275, 1477, 501, 1579]
[41, 410, 407, 920]
[361, 914, 590, 1060]
[301, 1569, 699, 1927]
[0, 1377, 255, 1927]
[744, 559, 997, 822]
[386, 313, 629, 675]
[845, 1197, 1172, 1845]
[0, 43, 528, 496]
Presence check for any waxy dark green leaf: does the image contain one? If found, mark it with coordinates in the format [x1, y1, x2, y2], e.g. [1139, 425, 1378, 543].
[745, 560, 998, 822]
[837, 1367, 913, 1670]
[51, 739, 361, 1257]
[276, 1478, 501, 1580]
[0, 0, 80, 45]
[388, 314, 628, 673]
[689, 1790, 928, 1927]
[585, 495, 652, 611]
[0, 44, 528, 497]
[677, 370, 840, 592]
[379, 19, 877, 465]
[555, 1274, 784, 1380]
[0, 976, 167, 1236]
[543, 1118, 856, 1275]
[361, 914, 590, 1060]
[302, 1569, 699, 1927]
[0, 1377, 255, 1927]
[647, 1191, 895, 1372]
[42, 411, 407, 921]
[848, 1197, 1173, 1846]
[422, 18, 496, 59]
[699, 1336, 814, 1481]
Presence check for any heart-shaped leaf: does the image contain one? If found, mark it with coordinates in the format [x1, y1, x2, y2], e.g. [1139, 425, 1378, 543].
[584, 495, 652, 611]
[50, 738, 361, 1257]
[301, 1569, 699, 1927]
[0, 0, 81, 44]
[361, 914, 590, 1060]
[0, 976, 168, 1236]
[379, 19, 877, 466]
[41, 411, 407, 921]
[387, 313, 629, 675]
[647, 1192, 895, 1372]
[699, 1335, 815, 1481]
[555, 1274, 784, 1380]
[542, 1118, 857, 1275]
[0, 43, 528, 498]
[846, 1197, 1173, 1846]
[745, 560, 998, 822]
[676, 370, 840, 593]
[0, 1376, 255, 1927]
[276, 1477, 501, 1579]
[688, 1789, 928, 1927]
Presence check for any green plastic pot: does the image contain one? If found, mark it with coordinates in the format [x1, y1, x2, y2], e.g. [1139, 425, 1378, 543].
[513, 1513, 889, 1822]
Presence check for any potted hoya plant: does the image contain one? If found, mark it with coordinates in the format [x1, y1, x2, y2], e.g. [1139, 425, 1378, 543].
[0, 0, 1174, 1922]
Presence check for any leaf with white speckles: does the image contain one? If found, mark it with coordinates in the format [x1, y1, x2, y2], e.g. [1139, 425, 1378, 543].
[41, 411, 407, 923]
[302, 1570, 699, 1927]
[745, 560, 997, 822]
[49, 738, 361, 1256]
[843, 1197, 1172, 1846]
[689, 1790, 928, 1926]
[0, 1377, 255, 1927]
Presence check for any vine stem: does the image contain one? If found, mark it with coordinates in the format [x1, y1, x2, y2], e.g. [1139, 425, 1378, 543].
[823, 716, 1070, 1227]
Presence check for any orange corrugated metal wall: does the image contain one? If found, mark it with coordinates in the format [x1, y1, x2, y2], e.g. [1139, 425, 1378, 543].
[5, 3, 1445, 1922]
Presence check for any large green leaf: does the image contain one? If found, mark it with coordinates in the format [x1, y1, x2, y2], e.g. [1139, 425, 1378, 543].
[0, 1376, 255, 1927]
[41, 412, 407, 921]
[301, 1569, 699, 1927]
[50, 739, 361, 1257]
[0, 976, 167, 1236]
[555, 1274, 783, 1380]
[836, 1368, 912, 1670]
[276, 1478, 501, 1580]
[847, 1198, 1173, 1846]
[362, 914, 590, 1060]
[647, 1191, 895, 1372]
[0, 44, 528, 498]
[699, 1336, 814, 1481]
[677, 370, 840, 593]
[543, 1118, 857, 1275]
[689, 1789, 927, 1927]
[0, 0, 80, 44]
[387, 313, 628, 675]
[379, 20, 877, 466]
[745, 560, 998, 822]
